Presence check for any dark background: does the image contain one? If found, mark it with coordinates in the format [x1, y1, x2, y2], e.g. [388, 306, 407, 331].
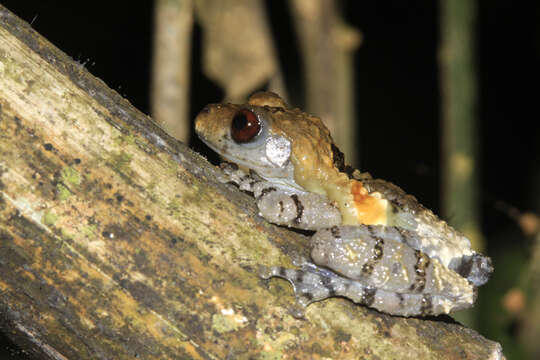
[1, 1, 538, 358]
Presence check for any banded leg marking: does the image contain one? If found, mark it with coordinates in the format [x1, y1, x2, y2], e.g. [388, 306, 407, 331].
[360, 236, 385, 276]
[261, 263, 466, 316]
[409, 250, 430, 293]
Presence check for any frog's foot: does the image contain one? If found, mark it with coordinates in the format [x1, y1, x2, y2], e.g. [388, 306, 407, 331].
[449, 253, 493, 287]
[218, 162, 281, 196]
[218, 162, 250, 186]
[259, 266, 317, 304]
[259, 265, 331, 318]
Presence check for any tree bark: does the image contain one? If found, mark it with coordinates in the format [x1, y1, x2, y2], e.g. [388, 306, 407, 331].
[0, 5, 503, 360]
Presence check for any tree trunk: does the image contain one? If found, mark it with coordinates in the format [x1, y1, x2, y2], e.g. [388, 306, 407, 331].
[0, 5, 503, 360]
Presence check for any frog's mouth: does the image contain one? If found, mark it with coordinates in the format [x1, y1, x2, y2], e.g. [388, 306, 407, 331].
[197, 134, 259, 167]
[198, 135, 303, 192]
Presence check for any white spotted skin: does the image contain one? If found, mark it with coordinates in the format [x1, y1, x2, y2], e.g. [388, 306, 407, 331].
[195, 92, 493, 317]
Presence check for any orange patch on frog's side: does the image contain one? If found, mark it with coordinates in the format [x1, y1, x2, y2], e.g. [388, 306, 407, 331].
[351, 181, 387, 225]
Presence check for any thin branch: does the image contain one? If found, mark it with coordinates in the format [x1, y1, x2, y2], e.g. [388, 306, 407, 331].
[151, 0, 194, 142]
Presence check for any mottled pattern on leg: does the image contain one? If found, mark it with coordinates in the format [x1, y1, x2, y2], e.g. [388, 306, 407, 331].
[218, 162, 341, 230]
[256, 187, 341, 230]
[409, 250, 430, 293]
[310, 226, 475, 305]
[260, 263, 474, 316]
[218, 162, 253, 188]
[363, 179, 493, 286]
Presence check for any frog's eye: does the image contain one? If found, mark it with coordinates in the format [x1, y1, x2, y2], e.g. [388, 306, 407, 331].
[231, 109, 261, 143]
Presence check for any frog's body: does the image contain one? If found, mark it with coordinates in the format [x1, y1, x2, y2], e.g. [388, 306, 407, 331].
[195, 92, 492, 317]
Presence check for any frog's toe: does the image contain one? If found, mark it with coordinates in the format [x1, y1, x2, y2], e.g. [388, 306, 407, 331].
[260, 266, 329, 302]
[290, 254, 309, 267]
[258, 265, 274, 279]
[219, 162, 239, 173]
[451, 253, 493, 286]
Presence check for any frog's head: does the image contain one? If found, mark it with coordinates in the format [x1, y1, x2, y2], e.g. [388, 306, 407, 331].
[195, 92, 296, 184]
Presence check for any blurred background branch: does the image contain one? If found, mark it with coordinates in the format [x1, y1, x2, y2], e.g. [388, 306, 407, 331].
[439, 0, 481, 251]
[439, 0, 481, 327]
[151, 0, 194, 142]
[521, 230, 540, 358]
[194, 0, 285, 102]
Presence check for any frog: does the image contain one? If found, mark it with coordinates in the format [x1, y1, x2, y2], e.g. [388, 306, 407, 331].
[195, 91, 493, 317]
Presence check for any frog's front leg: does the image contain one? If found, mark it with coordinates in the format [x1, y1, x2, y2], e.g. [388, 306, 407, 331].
[219, 162, 342, 230]
[261, 225, 477, 317]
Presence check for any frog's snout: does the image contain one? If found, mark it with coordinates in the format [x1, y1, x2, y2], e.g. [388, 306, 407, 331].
[194, 103, 239, 145]
[194, 105, 214, 136]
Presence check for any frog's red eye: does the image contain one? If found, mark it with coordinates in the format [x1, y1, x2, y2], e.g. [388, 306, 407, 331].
[231, 109, 261, 143]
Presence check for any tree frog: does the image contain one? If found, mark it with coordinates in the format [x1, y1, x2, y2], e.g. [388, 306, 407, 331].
[195, 92, 493, 317]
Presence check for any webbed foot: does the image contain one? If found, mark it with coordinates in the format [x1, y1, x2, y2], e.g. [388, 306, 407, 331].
[259, 264, 351, 311]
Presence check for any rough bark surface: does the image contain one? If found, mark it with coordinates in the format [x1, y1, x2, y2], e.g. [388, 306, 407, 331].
[0, 5, 503, 360]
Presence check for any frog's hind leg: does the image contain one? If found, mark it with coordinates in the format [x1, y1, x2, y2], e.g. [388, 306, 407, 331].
[259, 264, 378, 313]
[259, 264, 469, 316]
